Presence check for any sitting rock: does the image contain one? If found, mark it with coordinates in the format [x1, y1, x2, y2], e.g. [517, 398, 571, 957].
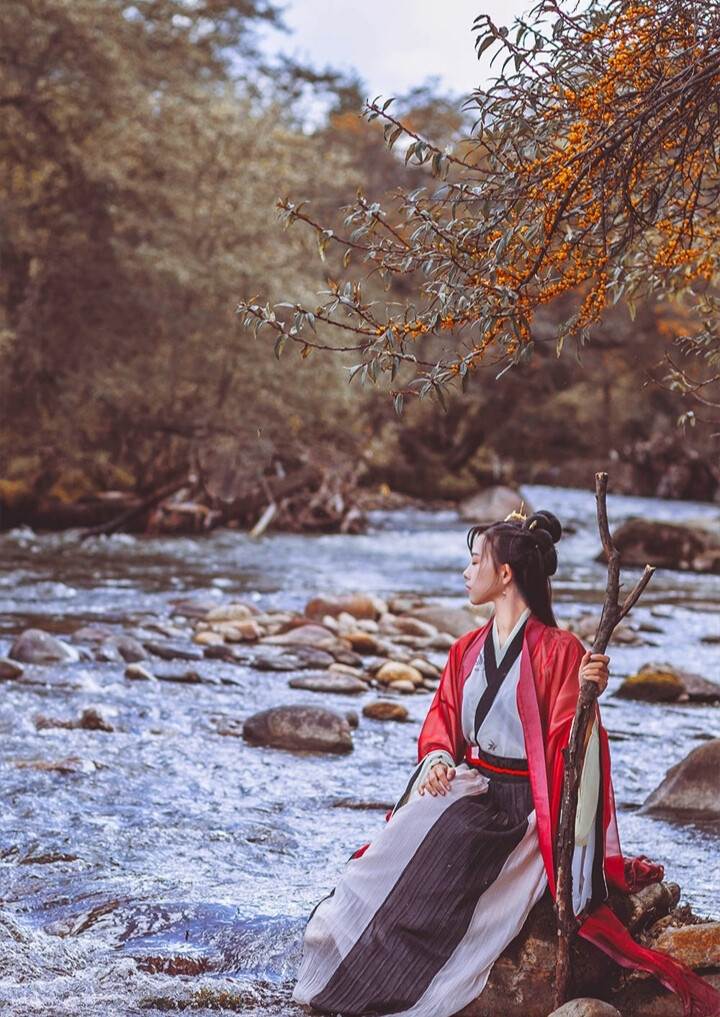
[603, 517, 720, 574]
[288, 672, 368, 695]
[617, 664, 720, 704]
[646, 921, 720, 970]
[305, 594, 386, 621]
[362, 701, 409, 722]
[640, 739, 720, 820]
[458, 486, 532, 524]
[10, 629, 80, 665]
[242, 705, 353, 755]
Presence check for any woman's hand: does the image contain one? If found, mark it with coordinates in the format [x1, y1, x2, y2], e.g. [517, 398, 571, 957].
[579, 651, 610, 695]
[418, 762, 456, 797]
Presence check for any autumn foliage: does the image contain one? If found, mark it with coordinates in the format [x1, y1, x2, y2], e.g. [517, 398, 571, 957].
[239, 0, 720, 417]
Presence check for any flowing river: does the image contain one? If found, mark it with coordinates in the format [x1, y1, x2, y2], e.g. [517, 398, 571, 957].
[0, 485, 718, 1016]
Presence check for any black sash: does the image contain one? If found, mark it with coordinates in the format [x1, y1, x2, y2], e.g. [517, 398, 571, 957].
[473, 622, 527, 738]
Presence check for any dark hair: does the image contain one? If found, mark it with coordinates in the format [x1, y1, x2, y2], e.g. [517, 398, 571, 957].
[466, 510, 562, 627]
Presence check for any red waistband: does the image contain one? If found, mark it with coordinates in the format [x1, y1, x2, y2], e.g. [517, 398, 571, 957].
[466, 747, 529, 777]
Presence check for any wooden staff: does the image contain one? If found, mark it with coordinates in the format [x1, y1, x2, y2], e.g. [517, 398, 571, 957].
[554, 472, 655, 1008]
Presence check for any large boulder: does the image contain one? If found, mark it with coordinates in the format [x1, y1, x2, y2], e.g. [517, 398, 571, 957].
[9, 629, 80, 664]
[458, 486, 532, 524]
[603, 518, 720, 574]
[242, 705, 353, 755]
[640, 739, 720, 820]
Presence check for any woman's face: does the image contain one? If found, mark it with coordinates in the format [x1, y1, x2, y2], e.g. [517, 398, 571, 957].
[463, 534, 505, 606]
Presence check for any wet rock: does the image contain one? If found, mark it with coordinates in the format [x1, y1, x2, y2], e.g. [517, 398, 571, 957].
[641, 739, 720, 820]
[376, 661, 425, 687]
[408, 657, 442, 680]
[193, 630, 225, 647]
[154, 667, 213, 685]
[305, 593, 386, 621]
[548, 1002, 622, 1017]
[204, 602, 258, 622]
[125, 663, 155, 681]
[617, 664, 720, 704]
[410, 604, 488, 638]
[15, 757, 99, 775]
[135, 953, 213, 976]
[242, 705, 353, 755]
[73, 624, 115, 643]
[362, 701, 409, 722]
[104, 634, 149, 663]
[264, 623, 340, 647]
[387, 679, 417, 694]
[207, 619, 263, 642]
[344, 631, 383, 654]
[648, 921, 720, 970]
[251, 646, 337, 671]
[387, 593, 428, 615]
[328, 662, 366, 679]
[604, 517, 720, 574]
[169, 597, 222, 619]
[345, 710, 359, 729]
[35, 707, 114, 732]
[616, 669, 686, 703]
[288, 671, 368, 695]
[0, 658, 24, 680]
[458, 485, 532, 524]
[143, 640, 204, 662]
[9, 628, 80, 665]
[94, 642, 124, 663]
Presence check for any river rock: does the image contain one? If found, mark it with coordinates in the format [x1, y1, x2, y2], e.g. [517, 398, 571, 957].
[409, 604, 489, 638]
[288, 672, 368, 695]
[143, 640, 204, 662]
[125, 663, 155, 681]
[193, 630, 225, 646]
[99, 634, 149, 663]
[362, 701, 409, 722]
[407, 657, 442, 680]
[458, 486, 533, 524]
[208, 619, 263, 642]
[9, 629, 81, 665]
[648, 922, 720, 970]
[305, 594, 386, 621]
[264, 623, 339, 646]
[376, 661, 425, 687]
[387, 593, 429, 615]
[604, 518, 720, 574]
[379, 615, 438, 639]
[0, 658, 24, 680]
[15, 757, 99, 775]
[204, 602, 258, 622]
[548, 1002, 622, 1017]
[617, 664, 720, 704]
[242, 705, 353, 755]
[170, 597, 223, 619]
[72, 624, 115, 643]
[640, 739, 720, 819]
[387, 679, 417, 694]
[344, 631, 383, 654]
[250, 646, 337, 671]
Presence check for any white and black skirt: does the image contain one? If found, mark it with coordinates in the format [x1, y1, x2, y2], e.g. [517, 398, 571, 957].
[293, 760, 547, 1017]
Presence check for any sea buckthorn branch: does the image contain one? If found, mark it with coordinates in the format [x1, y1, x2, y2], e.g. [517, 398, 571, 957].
[238, 0, 720, 411]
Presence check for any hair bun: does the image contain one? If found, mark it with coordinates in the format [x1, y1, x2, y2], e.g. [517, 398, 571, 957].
[523, 511, 562, 576]
[524, 511, 562, 544]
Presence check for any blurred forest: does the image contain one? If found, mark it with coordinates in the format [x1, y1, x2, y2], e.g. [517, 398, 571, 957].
[1, 0, 717, 533]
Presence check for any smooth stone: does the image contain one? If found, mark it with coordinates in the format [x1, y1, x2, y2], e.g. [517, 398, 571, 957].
[548, 1001, 622, 1017]
[328, 662, 365, 678]
[264, 623, 340, 647]
[387, 593, 428, 615]
[387, 679, 417, 694]
[408, 657, 442, 680]
[641, 739, 720, 819]
[169, 597, 223, 619]
[376, 661, 425, 687]
[305, 593, 386, 621]
[193, 630, 225, 646]
[143, 640, 204, 662]
[0, 658, 24, 680]
[288, 672, 368, 695]
[9, 629, 81, 665]
[208, 620, 263, 642]
[107, 634, 150, 663]
[72, 624, 115, 643]
[409, 604, 489, 638]
[362, 701, 409, 722]
[345, 710, 359, 729]
[344, 631, 383, 654]
[78, 708, 115, 732]
[204, 602, 257, 622]
[458, 485, 533, 524]
[94, 642, 124, 663]
[125, 663, 155, 681]
[251, 647, 337, 671]
[155, 667, 215, 685]
[242, 705, 353, 755]
[604, 517, 720, 574]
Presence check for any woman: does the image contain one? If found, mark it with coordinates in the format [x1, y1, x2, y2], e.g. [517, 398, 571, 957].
[294, 511, 719, 1017]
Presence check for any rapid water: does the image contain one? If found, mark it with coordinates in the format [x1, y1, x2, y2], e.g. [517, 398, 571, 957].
[0, 485, 718, 1015]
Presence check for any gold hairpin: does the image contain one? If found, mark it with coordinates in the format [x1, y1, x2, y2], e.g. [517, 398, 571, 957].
[504, 501, 526, 523]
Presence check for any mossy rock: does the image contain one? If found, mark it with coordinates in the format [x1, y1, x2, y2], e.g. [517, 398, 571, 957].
[616, 670, 685, 703]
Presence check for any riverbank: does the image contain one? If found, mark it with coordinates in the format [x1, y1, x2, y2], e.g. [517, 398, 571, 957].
[0, 487, 718, 1016]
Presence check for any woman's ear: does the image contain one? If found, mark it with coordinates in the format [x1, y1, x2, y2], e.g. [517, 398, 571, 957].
[501, 563, 514, 586]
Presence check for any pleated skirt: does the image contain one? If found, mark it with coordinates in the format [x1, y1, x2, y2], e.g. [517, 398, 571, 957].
[293, 763, 547, 1017]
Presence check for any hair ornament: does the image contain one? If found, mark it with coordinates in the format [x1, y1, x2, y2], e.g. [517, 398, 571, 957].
[503, 502, 526, 523]
[528, 519, 538, 531]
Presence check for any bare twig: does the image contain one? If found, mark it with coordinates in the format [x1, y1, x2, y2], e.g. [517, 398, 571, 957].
[554, 472, 655, 1008]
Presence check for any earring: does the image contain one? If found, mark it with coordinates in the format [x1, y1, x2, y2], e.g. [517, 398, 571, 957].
[502, 587, 507, 598]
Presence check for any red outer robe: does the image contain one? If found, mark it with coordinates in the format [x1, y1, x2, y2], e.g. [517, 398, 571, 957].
[418, 615, 720, 1017]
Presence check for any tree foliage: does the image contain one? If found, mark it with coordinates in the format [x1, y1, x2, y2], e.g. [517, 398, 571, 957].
[238, 0, 720, 418]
